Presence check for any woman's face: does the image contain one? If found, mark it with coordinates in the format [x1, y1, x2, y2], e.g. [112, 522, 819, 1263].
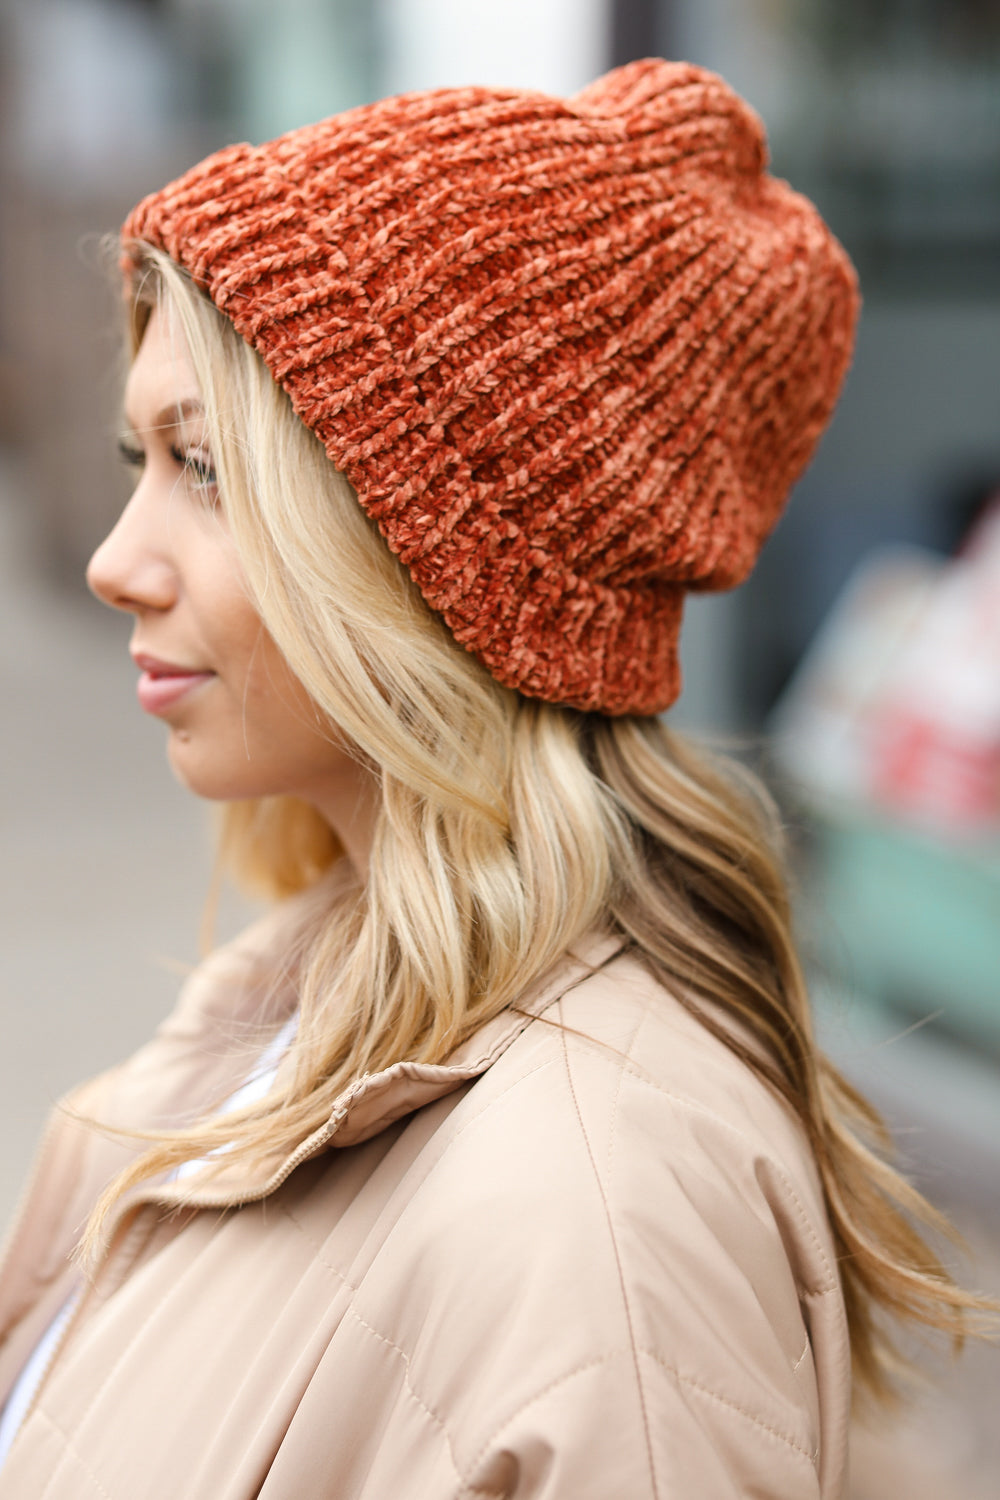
[87, 303, 375, 853]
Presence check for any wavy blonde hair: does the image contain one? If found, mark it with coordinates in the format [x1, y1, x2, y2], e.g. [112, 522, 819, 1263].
[86, 244, 992, 1402]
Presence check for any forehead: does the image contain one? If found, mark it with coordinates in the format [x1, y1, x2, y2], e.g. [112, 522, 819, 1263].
[124, 302, 202, 427]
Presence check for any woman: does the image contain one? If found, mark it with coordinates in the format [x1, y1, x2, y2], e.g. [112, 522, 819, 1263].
[0, 58, 983, 1499]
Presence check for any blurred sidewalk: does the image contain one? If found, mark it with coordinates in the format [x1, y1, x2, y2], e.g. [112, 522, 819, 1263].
[0, 457, 997, 1495]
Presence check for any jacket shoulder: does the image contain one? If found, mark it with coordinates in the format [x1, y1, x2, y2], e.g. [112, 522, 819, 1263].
[342, 951, 849, 1497]
[467, 948, 838, 1286]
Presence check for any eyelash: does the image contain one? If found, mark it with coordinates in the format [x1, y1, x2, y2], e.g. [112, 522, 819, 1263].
[117, 438, 218, 490]
[174, 447, 218, 488]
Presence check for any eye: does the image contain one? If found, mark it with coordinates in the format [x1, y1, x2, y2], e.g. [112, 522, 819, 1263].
[118, 437, 145, 470]
[169, 444, 218, 490]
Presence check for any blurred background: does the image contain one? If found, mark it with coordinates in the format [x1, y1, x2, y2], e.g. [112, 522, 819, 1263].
[1, 1, 998, 1492]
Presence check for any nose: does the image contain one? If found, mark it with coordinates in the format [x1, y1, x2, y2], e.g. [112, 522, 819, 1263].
[86, 482, 177, 615]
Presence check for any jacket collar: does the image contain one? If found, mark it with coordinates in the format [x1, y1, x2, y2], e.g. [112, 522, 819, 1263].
[148, 928, 626, 1212]
[0, 896, 623, 1316]
[324, 928, 624, 1148]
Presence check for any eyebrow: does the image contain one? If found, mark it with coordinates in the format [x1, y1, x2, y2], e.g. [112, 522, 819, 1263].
[120, 396, 206, 436]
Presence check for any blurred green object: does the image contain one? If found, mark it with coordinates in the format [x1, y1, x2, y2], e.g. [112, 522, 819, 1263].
[815, 814, 1000, 1054]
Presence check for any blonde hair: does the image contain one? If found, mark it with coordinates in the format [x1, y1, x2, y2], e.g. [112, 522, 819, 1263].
[87, 244, 993, 1402]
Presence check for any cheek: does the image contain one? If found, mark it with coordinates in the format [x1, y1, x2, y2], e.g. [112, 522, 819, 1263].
[237, 627, 335, 759]
[200, 571, 275, 695]
[192, 560, 344, 773]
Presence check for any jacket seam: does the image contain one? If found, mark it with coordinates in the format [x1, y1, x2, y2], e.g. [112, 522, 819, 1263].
[276, 1057, 556, 1271]
[457, 1353, 633, 1493]
[248, 1058, 566, 1480]
[614, 1063, 838, 1295]
[29, 1219, 231, 1496]
[455, 1342, 820, 1491]
[341, 1304, 462, 1478]
[29, 1407, 115, 1500]
[757, 1165, 839, 1295]
[637, 1347, 820, 1466]
[274, 1201, 360, 1291]
[556, 1008, 661, 1498]
[605, 1006, 649, 1188]
[262, 1208, 459, 1477]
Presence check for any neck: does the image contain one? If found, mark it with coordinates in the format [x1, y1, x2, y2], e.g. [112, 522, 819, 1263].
[311, 761, 381, 881]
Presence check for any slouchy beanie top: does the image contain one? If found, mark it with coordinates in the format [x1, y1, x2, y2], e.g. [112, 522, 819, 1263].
[122, 58, 859, 715]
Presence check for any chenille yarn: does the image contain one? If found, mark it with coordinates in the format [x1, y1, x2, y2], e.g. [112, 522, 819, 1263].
[122, 58, 859, 715]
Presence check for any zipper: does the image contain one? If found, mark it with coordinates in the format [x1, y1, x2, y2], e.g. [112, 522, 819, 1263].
[122, 1106, 354, 1219]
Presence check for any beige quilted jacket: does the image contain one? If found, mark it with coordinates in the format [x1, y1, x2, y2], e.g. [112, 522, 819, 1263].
[0, 895, 850, 1498]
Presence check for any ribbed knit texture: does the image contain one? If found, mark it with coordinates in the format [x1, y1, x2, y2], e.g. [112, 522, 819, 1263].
[123, 58, 859, 714]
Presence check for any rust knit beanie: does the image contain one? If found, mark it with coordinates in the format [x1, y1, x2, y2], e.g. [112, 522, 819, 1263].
[122, 58, 859, 715]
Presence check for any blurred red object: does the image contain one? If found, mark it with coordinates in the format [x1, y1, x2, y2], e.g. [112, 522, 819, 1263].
[869, 496, 1000, 833]
[771, 492, 1000, 841]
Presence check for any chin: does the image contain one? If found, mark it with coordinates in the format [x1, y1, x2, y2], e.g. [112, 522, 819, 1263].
[166, 737, 255, 803]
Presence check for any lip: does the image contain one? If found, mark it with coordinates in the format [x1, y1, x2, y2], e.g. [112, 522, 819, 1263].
[132, 652, 215, 716]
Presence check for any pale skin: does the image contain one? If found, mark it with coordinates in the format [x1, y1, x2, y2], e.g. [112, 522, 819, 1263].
[86, 304, 380, 877]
